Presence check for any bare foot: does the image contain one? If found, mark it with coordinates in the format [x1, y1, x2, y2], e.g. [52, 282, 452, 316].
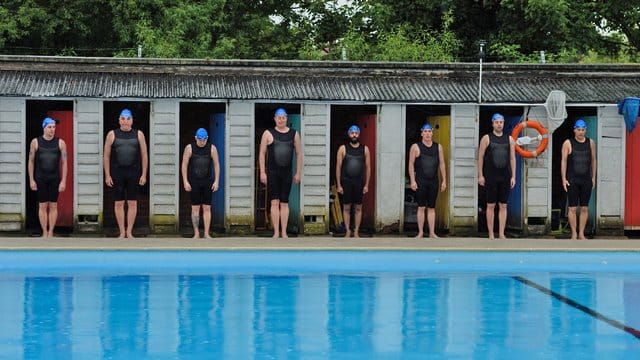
[414, 232, 423, 238]
[353, 232, 360, 238]
[48, 232, 55, 238]
[499, 236, 507, 240]
[344, 231, 351, 238]
[282, 234, 289, 238]
[272, 233, 279, 238]
[126, 233, 135, 239]
[192, 232, 200, 239]
[118, 233, 126, 239]
[488, 234, 495, 240]
[578, 235, 587, 240]
[204, 234, 212, 239]
[429, 234, 439, 239]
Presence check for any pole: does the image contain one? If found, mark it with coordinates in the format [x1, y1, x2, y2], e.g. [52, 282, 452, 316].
[478, 40, 486, 104]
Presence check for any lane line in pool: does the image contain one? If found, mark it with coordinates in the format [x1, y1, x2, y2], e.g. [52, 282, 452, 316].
[513, 276, 640, 340]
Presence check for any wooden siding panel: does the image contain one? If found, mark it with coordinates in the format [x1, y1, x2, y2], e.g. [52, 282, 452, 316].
[75, 99, 102, 217]
[150, 100, 178, 223]
[226, 101, 254, 224]
[0, 98, 24, 222]
[377, 104, 404, 230]
[450, 104, 477, 233]
[301, 104, 329, 233]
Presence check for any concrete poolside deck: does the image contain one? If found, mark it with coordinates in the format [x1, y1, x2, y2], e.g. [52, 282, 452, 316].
[1, 235, 639, 251]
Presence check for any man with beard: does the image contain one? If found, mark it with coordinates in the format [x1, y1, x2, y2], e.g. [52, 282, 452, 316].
[336, 125, 371, 238]
[408, 123, 447, 238]
[28, 117, 68, 237]
[561, 119, 597, 240]
[258, 108, 302, 238]
[477, 113, 516, 240]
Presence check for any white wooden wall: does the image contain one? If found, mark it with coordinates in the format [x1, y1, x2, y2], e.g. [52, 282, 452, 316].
[74, 99, 103, 223]
[149, 100, 179, 232]
[523, 106, 551, 222]
[301, 104, 330, 234]
[0, 98, 24, 231]
[449, 104, 478, 235]
[376, 104, 405, 232]
[597, 106, 625, 233]
[226, 101, 255, 232]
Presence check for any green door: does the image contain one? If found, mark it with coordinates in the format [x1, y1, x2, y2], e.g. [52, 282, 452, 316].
[287, 114, 301, 233]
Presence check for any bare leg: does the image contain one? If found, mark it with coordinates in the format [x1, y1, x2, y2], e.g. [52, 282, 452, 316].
[270, 199, 281, 238]
[486, 203, 496, 240]
[567, 206, 577, 240]
[498, 203, 508, 239]
[578, 206, 589, 240]
[191, 205, 201, 238]
[126, 200, 137, 238]
[427, 207, 439, 238]
[280, 203, 290, 238]
[37, 202, 48, 237]
[114, 200, 126, 238]
[343, 204, 352, 238]
[415, 206, 425, 238]
[353, 204, 362, 238]
[47, 202, 58, 237]
[202, 205, 212, 239]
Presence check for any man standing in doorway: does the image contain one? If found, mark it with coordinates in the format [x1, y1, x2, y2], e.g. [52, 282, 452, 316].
[259, 108, 302, 238]
[478, 113, 516, 240]
[336, 125, 371, 238]
[408, 123, 446, 238]
[561, 119, 597, 240]
[181, 128, 220, 239]
[103, 109, 148, 238]
[28, 117, 68, 237]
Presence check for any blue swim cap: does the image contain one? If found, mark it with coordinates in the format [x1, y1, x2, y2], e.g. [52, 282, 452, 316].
[274, 108, 287, 116]
[195, 128, 208, 140]
[421, 123, 433, 131]
[42, 117, 56, 128]
[574, 119, 587, 129]
[120, 109, 133, 118]
[347, 125, 360, 135]
[491, 113, 504, 122]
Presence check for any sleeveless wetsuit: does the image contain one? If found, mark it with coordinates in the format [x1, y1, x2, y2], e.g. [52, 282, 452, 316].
[414, 141, 440, 208]
[111, 128, 141, 200]
[35, 136, 61, 202]
[341, 143, 365, 205]
[567, 137, 593, 207]
[188, 142, 213, 205]
[267, 128, 296, 202]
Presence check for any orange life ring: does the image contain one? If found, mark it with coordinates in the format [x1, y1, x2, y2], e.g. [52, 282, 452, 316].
[511, 120, 549, 158]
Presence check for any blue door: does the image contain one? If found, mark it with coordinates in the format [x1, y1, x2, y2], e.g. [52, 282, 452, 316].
[287, 114, 301, 233]
[583, 116, 597, 234]
[210, 113, 225, 232]
[504, 115, 523, 230]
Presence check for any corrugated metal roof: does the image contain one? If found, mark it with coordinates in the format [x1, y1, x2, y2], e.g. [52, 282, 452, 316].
[1, 55, 640, 103]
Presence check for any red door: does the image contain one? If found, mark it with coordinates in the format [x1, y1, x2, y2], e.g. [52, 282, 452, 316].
[48, 110, 74, 227]
[355, 114, 376, 231]
[626, 128, 640, 228]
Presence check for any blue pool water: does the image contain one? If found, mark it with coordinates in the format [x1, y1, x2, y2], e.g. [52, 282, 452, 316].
[0, 251, 639, 359]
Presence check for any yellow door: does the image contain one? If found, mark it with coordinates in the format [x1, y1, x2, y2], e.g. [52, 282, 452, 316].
[427, 115, 450, 230]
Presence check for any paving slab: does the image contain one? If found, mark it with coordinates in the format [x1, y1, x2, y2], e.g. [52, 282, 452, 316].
[1, 236, 639, 251]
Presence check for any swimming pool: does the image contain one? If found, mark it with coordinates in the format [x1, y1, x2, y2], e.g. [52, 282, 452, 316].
[0, 251, 639, 358]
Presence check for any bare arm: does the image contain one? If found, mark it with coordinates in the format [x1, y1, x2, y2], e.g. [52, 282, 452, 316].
[28, 138, 37, 190]
[408, 144, 419, 191]
[103, 131, 114, 187]
[59, 139, 68, 192]
[438, 143, 447, 192]
[258, 130, 271, 185]
[590, 139, 597, 188]
[477, 135, 489, 186]
[335, 145, 345, 193]
[364, 145, 371, 194]
[560, 140, 571, 192]
[509, 137, 516, 189]
[138, 130, 148, 185]
[181, 144, 192, 191]
[211, 144, 220, 191]
[293, 131, 302, 184]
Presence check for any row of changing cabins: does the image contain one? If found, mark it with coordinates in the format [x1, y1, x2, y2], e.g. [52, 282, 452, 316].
[1, 55, 640, 237]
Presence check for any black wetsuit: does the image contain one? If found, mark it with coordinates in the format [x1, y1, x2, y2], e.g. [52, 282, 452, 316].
[341, 143, 365, 205]
[414, 141, 439, 208]
[188, 142, 213, 205]
[567, 137, 593, 207]
[267, 128, 296, 202]
[111, 128, 141, 201]
[35, 136, 61, 202]
[483, 132, 511, 204]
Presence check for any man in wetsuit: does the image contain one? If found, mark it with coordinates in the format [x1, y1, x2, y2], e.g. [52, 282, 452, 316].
[181, 128, 220, 239]
[336, 125, 371, 238]
[408, 123, 447, 238]
[561, 119, 597, 240]
[28, 117, 68, 237]
[103, 109, 148, 238]
[259, 108, 302, 238]
[478, 113, 516, 240]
